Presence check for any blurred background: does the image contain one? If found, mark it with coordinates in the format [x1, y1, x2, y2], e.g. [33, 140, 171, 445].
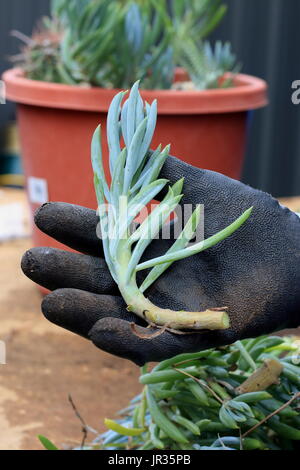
[1, 0, 300, 196]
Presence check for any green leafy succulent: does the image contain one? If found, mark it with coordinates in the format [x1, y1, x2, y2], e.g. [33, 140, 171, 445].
[13, 0, 238, 90]
[179, 40, 241, 90]
[38, 336, 300, 450]
[170, 0, 228, 60]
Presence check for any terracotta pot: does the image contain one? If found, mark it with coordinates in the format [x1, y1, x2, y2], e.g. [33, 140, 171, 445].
[3, 67, 267, 250]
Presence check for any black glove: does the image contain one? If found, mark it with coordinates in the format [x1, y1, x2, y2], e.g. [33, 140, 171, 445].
[21, 155, 300, 366]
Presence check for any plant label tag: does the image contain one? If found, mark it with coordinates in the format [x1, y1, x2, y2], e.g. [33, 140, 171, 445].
[28, 177, 49, 205]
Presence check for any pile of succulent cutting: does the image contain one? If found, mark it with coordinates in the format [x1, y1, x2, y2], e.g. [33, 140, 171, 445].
[100, 336, 300, 450]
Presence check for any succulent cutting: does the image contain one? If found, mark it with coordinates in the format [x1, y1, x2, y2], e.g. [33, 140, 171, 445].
[92, 82, 253, 331]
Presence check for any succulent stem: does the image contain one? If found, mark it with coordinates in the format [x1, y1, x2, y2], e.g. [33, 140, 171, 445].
[115, 238, 229, 331]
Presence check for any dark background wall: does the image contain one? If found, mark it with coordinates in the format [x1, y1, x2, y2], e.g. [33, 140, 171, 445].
[0, 0, 50, 125]
[0, 0, 300, 197]
[210, 0, 300, 198]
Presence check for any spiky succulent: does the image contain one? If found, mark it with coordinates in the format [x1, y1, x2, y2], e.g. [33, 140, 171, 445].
[91, 82, 252, 331]
[10, 24, 67, 84]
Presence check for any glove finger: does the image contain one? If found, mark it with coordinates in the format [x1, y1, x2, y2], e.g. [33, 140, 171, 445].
[42, 289, 145, 339]
[35, 202, 101, 257]
[21, 247, 117, 295]
[89, 317, 237, 366]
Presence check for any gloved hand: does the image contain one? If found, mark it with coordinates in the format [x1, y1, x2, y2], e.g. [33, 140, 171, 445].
[21, 155, 300, 366]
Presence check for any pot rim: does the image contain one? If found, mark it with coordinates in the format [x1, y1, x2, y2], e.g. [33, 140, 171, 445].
[3, 67, 268, 114]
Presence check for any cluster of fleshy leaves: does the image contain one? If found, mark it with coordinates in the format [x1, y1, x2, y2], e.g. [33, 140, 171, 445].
[38, 335, 300, 451]
[99, 336, 300, 451]
[179, 40, 241, 90]
[92, 82, 252, 303]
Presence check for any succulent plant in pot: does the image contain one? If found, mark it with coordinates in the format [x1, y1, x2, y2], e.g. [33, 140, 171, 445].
[3, 0, 267, 254]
